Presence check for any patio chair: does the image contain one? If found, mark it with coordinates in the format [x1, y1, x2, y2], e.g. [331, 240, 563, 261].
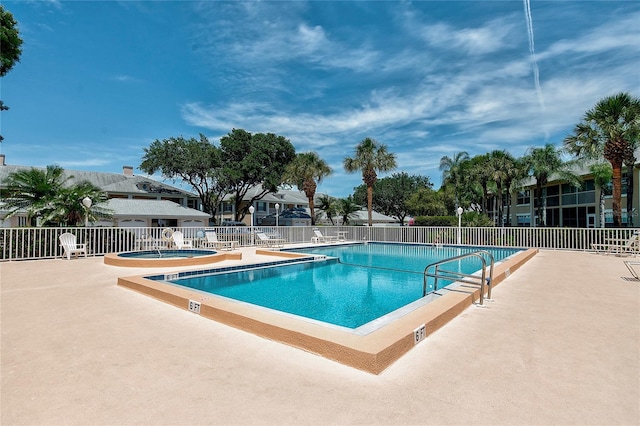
[171, 231, 193, 249]
[623, 261, 640, 281]
[256, 231, 286, 248]
[59, 232, 87, 260]
[312, 229, 338, 243]
[204, 231, 237, 251]
[591, 234, 639, 256]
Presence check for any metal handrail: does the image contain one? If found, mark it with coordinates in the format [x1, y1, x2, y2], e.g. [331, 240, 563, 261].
[423, 250, 495, 305]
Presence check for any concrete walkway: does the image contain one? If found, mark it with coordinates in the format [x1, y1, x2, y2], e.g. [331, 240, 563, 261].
[1, 249, 638, 425]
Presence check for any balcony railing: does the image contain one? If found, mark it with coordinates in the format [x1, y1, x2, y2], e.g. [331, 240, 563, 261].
[0, 226, 637, 261]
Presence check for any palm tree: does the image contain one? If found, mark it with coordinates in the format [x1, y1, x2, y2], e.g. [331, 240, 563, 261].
[283, 152, 332, 226]
[45, 181, 110, 226]
[564, 92, 640, 227]
[503, 157, 529, 226]
[523, 144, 566, 226]
[316, 194, 338, 225]
[486, 150, 515, 226]
[589, 163, 613, 228]
[439, 151, 469, 209]
[343, 137, 397, 226]
[336, 196, 360, 226]
[2, 165, 111, 226]
[2, 165, 68, 225]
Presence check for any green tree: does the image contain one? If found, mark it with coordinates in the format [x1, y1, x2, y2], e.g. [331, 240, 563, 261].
[1, 165, 110, 226]
[44, 181, 110, 226]
[523, 144, 567, 226]
[503, 157, 529, 226]
[283, 152, 332, 225]
[336, 196, 360, 226]
[589, 163, 613, 228]
[564, 92, 640, 227]
[487, 150, 516, 226]
[1, 5, 24, 142]
[406, 187, 447, 217]
[219, 129, 296, 221]
[140, 134, 224, 220]
[2, 165, 67, 225]
[353, 172, 431, 225]
[316, 194, 338, 225]
[439, 151, 469, 208]
[344, 137, 397, 226]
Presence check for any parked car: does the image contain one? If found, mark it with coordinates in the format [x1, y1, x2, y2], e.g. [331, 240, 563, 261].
[260, 208, 311, 226]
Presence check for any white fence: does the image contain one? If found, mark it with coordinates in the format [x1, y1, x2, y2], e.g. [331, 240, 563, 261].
[0, 226, 637, 261]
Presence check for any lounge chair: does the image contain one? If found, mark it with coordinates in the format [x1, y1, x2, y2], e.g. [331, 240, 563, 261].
[256, 231, 286, 248]
[204, 231, 237, 251]
[171, 231, 193, 249]
[312, 229, 338, 243]
[591, 234, 639, 256]
[623, 261, 640, 280]
[59, 232, 87, 260]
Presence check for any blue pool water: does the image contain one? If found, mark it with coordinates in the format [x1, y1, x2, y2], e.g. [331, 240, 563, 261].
[119, 249, 216, 259]
[163, 243, 521, 329]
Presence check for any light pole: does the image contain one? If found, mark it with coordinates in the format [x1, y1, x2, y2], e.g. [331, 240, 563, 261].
[82, 197, 92, 227]
[275, 203, 280, 227]
[456, 206, 463, 245]
[249, 205, 255, 245]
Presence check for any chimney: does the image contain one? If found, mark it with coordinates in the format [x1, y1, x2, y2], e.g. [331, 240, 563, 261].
[122, 165, 134, 176]
[0, 154, 5, 166]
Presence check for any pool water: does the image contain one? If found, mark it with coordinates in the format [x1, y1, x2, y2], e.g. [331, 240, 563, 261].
[167, 243, 521, 329]
[118, 249, 216, 259]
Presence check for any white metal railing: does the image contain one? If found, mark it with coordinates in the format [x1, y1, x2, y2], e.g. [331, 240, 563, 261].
[1, 226, 638, 261]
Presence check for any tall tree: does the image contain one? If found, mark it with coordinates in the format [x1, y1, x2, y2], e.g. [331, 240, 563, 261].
[524, 144, 566, 226]
[439, 151, 469, 208]
[140, 134, 224, 219]
[219, 129, 296, 221]
[503, 156, 528, 226]
[353, 173, 432, 225]
[343, 137, 397, 226]
[282, 152, 332, 225]
[589, 163, 613, 228]
[0, 5, 23, 142]
[487, 150, 516, 226]
[564, 92, 640, 227]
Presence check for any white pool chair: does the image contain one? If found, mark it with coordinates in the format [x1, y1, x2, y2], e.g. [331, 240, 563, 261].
[59, 232, 87, 260]
[591, 234, 639, 256]
[171, 231, 193, 249]
[624, 261, 640, 281]
[204, 231, 237, 251]
[256, 231, 286, 248]
[313, 229, 338, 243]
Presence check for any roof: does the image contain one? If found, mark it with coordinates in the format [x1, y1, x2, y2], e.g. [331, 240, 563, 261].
[0, 164, 197, 198]
[105, 199, 210, 219]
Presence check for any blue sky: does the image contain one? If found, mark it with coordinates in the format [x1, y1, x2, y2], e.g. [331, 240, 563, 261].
[1, 1, 639, 198]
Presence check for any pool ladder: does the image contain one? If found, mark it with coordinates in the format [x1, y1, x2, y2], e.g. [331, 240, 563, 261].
[422, 250, 495, 306]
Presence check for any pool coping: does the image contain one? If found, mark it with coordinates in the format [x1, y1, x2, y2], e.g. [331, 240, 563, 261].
[117, 247, 538, 374]
[104, 250, 242, 267]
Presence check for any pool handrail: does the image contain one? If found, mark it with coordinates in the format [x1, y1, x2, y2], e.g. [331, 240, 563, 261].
[422, 250, 495, 305]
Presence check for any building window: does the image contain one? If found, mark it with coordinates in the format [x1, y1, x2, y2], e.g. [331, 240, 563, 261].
[516, 214, 530, 226]
[517, 191, 530, 205]
[257, 202, 267, 212]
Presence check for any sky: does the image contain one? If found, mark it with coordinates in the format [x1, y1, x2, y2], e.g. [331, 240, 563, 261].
[1, 0, 639, 198]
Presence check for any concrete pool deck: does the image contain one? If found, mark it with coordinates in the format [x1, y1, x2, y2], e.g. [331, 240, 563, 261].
[1, 248, 638, 425]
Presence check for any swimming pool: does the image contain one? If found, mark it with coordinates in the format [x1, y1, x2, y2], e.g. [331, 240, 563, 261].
[119, 243, 537, 373]
[157, 243, 521, 329]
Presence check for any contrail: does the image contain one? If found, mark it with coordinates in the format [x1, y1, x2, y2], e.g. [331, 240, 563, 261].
[523, 0, 545, 111]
